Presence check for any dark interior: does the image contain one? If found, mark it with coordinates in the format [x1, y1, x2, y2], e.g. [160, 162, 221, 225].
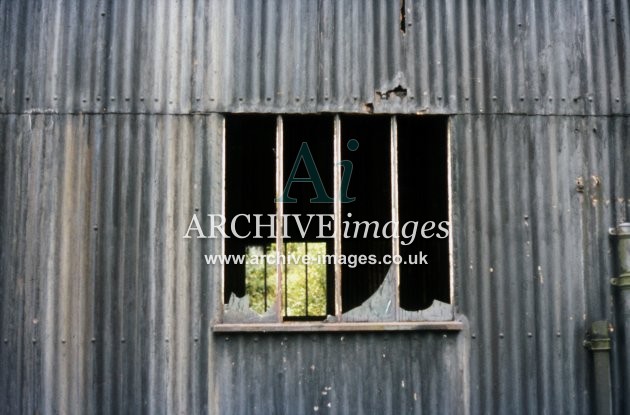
[224, 115, 276, 302]
[397, 115, 449, 310]
[340, 115, 392, 312]
[282, 115, 335, 318]
[224, 114, 449, 316]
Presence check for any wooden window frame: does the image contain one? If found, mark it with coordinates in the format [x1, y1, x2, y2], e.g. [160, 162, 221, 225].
[214, 114, 462, 332]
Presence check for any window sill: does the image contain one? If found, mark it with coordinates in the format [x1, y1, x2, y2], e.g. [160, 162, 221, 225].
[213, 321, 463, 333]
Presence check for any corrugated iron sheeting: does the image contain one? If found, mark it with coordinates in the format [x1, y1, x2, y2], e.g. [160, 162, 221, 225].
[2, 113, 629, 414]
[0, 0, 628, 115]
[0, 114, 222, 414]
[451, 115, 630, 415]
[2, 0, 630, 414]
[214, 332, 468, 414]
[0, 112, 472, 414]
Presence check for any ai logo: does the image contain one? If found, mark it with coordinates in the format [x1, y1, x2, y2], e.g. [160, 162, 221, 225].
[276, 139, 360, 203]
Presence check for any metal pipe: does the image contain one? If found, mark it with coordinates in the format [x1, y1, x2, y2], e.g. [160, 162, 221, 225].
[619, 288, 630, 415]
[584, 320, 612, 415]
[610, 222, 630, 414]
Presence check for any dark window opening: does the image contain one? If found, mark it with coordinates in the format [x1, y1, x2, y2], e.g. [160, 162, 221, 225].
[224, 115, 276, 303]
[224, 114, 449, 322]
[398, 116, 449, 310]
[340, 115, 392, 311]
[225, 115, 334, 320]
[282, 115, 335, 318]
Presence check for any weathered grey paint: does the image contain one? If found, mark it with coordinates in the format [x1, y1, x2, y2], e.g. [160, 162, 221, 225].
[1, 0, 629, 414]
[0, 114, 222, 414]
[0, 0, 628, 116]
[451, 114, 630, 415]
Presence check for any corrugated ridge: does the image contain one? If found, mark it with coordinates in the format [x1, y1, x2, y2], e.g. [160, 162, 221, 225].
[214, 332, 466, 414]
[452, 114, 629, 415]
[0, 0, 628, 115]
[0, 114, 220, 414]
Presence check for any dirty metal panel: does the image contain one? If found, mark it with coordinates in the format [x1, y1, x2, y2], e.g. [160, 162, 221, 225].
[214, 331, 469, 415]
[0, 113, 222, 414]
[1, 0, 630, 414]
[0, 0, 628, 115]
[450, 114, 630, 415]
[2, 114, 630, 414]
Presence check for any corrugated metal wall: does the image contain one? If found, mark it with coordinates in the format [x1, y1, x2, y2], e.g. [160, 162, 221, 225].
[1, 0, 629, 414]
[451, 115, 630, 415]
[215, 332, 468, 414]
[0, 114, 222, 414]
[0, 0, 628, 115]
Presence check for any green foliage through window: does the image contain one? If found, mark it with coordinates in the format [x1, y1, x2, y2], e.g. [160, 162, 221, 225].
[245, 242, 327, 317]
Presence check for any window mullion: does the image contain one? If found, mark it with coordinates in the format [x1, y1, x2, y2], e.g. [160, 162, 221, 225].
[333, 115, 342, 319]
[390, 115, 400, 319]
[305, 243, 309, 316]
[275, 115, 284, 322]
[221, 115, 227, 321]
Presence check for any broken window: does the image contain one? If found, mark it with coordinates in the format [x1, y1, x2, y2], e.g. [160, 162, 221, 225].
[222, 114, 451, 325]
